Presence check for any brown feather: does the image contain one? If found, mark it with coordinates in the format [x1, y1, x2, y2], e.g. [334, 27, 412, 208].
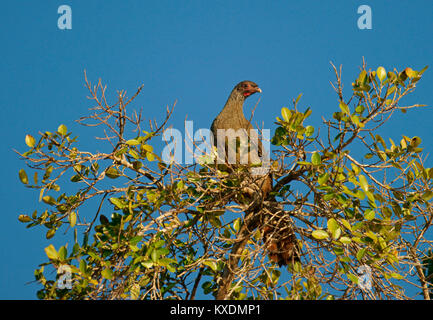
[211, 81, 300, 266]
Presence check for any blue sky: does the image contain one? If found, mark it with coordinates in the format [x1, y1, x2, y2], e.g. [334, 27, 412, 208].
[1, 0, 432, 299]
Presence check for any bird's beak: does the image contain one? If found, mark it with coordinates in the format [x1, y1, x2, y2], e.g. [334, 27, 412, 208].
[243, 86, 262, 97]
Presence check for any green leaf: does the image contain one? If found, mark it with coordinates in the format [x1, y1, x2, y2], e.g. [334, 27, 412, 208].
[340, 219, 352, 231]
[233, 218, 241, 232]
[339, 102, 350, 116]
[146, 152, 155, 162]
[19, 169, 29, 185]
[150, 249, 158, 262]
[69, 211, 77, 227]
[129, 149, 140, 160]
[390, 272, 404, 280]
[356, 248, 367, 261]
[18, 214, 32, 223]
[382, 207, 392, 218]
[387, 71, 397, 82]
[130, 283, 140, 300]
[132, 161, 142, 170]
[58, 246, 67, 261]
[351, 115, 363, 127]
[297, 161, 311, 166]
[209, 216, 222, 228]
[141, 260, 154, 269]
[57, 124, 67, 136]
[295, 93, 303, 105]
[311, 152, 321, 166]
[377, 150, 387, 161]
[202, 281, 213, 294]
[400, 138, 408, 149]
[101, 268, 114, 280]
[327, 218, 338, 234]
[176, 180, 185, 191]
[25, 134, 36, 148]
[387, 86, 396, 95]
[281, 107, 291, 122]
[333, 112, 343, 122]
[109, 197, 125, 209]
[115, 147, 128, 157]
[70, 174, 82, 182]
[142, 144, 154, 153]
[106, 167, 121, 179]
[418, 65, 429, 75]
[318, 172, 330, 185]
[126, 139, 140, 146]
[156, 247, 169, 256]
[339, 236, 352, 244]
[327, 218, 341, 240]
[359, 175, 369, 192]
[79, 260, 87, 275]
[46, 229, 56, 239]
[423, 191, 433, 202]
[375, 134, 386, 149]
[355, 105, 365, 114]
[203, 259, 218, 272]
[404, 67, 417, 78]
[347, 273, 359, 284]
[365, 190, 376, 204]
[312, 229, 329, 240]
[376, 66, 386, 82]
[410, 136, 422, 147]
[364, 209, 375, 220]
[129, 244, 139, 252]
[45, 245, 59, 260]
[406, 171, 414, 184]
[42, 195, 57, 205]
[365, 231, 378, 243]
[357, 70, 367, 84]
[351, 163, 361, 175]
[130, 236, 143, 246]
[305, 125, 315, 137]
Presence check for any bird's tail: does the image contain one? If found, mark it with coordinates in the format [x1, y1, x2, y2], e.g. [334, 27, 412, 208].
[241, 172, 301, 266]
[263, 224, 300, 266]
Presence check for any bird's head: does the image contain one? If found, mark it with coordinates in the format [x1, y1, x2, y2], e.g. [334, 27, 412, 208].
[234, 80, 262, 98]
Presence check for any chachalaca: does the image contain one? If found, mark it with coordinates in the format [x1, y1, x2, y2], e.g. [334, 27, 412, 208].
[210, 80, 300, 268]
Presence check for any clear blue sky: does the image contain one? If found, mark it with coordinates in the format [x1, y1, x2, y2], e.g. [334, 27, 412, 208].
[1, 0, 432, 299]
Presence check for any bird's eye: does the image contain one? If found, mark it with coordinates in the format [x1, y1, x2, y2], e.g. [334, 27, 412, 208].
[243, 83, 248, 88]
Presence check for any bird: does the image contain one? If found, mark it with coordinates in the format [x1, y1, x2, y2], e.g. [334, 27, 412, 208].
[210, 80, 300, 267]
[210, 81, 265, 171]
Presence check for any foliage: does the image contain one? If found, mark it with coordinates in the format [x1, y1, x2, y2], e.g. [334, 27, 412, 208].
[16, 63, 433, 300]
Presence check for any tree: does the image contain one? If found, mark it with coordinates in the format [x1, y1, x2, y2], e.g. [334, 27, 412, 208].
[17, 62, 432, 300]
